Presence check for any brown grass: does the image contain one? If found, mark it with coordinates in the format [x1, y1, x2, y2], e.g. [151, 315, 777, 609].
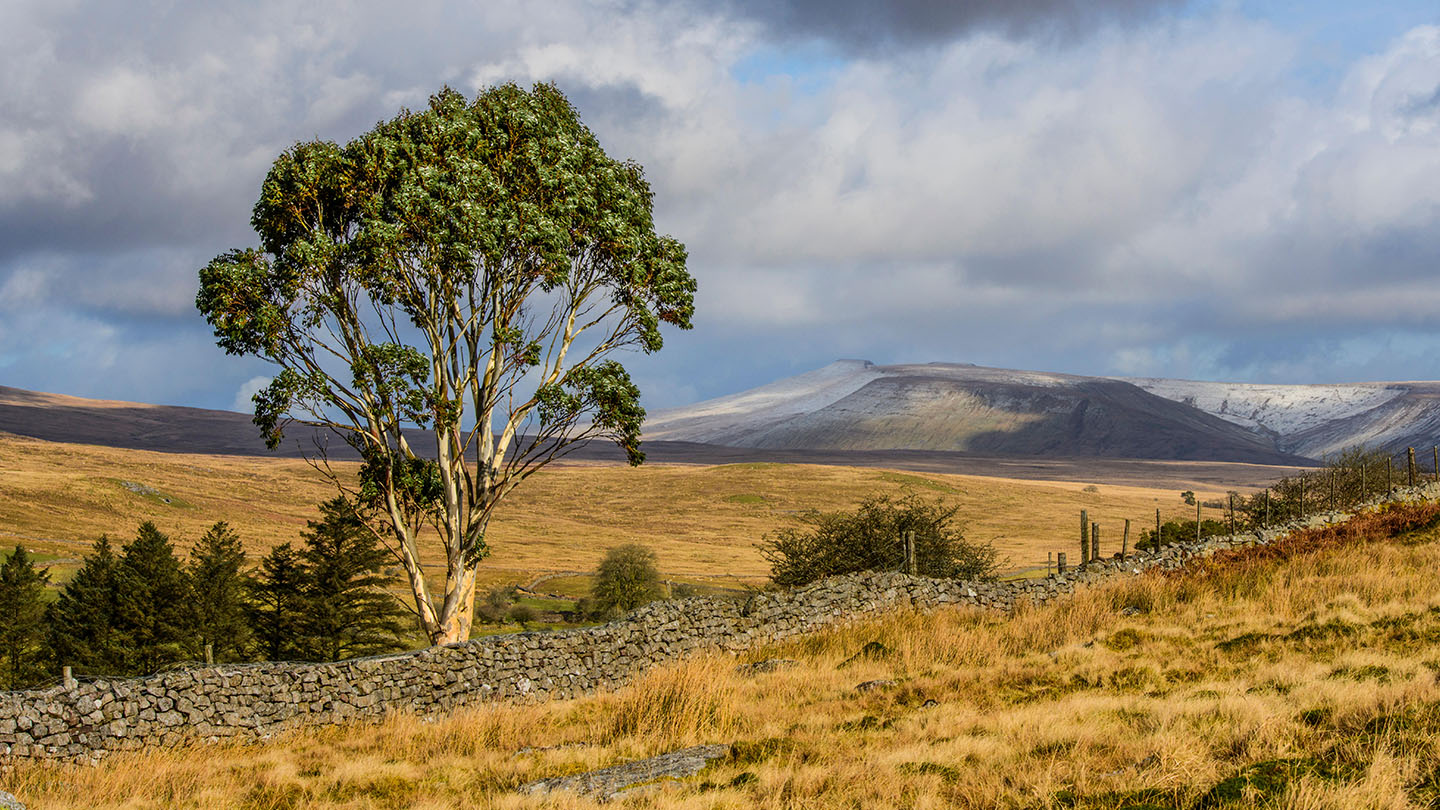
[11, 502, 1440, 809]
[0, 433, 1232, 589]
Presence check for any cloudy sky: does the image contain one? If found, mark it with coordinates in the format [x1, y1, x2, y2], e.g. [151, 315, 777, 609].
[2, 0, 1439, 413]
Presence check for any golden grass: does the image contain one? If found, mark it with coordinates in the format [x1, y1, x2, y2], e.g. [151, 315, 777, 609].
[12, 503, 1440, 809]
[0, 433, 1228, 590]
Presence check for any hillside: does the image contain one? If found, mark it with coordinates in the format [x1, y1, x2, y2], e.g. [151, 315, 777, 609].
[12, 501, 1440, 809]
[1127, 376, 1440, 459]
[0, 431, 1237, 591]
[645, 361, 1306, 464]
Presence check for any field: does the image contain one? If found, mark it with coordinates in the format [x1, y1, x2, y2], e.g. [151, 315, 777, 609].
[10, 499, 1440, 808]
[0, 431, 1256, 594]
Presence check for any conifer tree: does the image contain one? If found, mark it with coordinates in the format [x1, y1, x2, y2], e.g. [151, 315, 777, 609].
[186, 522, 252, 663]
[46, 536, 123, 677]
[0, 545, 50, 689]
[113, 522, 192, 675]
[298, 497, 408, 661]
[248, 542, 308, 661]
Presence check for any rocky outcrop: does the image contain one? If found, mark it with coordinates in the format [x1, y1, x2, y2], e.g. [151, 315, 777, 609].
[518, 743, 731, 801]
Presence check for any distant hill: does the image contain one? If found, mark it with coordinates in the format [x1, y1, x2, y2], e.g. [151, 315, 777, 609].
[1122, 377, 1440, 459]
[12, 359, 1437, 467]
[0, 385, 306, 457]
[644, 361, 1307, 464]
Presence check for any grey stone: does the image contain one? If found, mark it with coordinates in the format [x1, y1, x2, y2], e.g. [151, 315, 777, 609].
[0, 789, 23, 810]
[517, 743, 730, 801]
[855, 679, 897, 693]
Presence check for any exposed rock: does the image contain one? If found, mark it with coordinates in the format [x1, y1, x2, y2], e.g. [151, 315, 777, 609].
[855, 679, 897, 693]
[0, 789, 24, 810]
[517, 743, 731, 801]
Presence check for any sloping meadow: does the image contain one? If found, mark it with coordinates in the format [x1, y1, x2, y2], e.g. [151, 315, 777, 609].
[9, 501, 1440, 808]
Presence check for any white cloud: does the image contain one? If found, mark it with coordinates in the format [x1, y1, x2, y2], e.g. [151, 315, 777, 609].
[232, 376, 272, 413]
[2, 2, 1440, 407]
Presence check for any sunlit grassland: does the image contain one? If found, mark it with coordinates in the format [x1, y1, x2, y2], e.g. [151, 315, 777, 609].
[12, 503, 1440, 809]
[1, 433, 1228, 585]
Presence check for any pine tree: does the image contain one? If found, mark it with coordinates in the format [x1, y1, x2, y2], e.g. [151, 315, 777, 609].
[46, 536, 124, 677]
[112, 522, 192, 675]
[297, 498, 409, 661]
[248, 542, 308, 661]
[0, 545, 51, 689]
[186, 522, 252, 663]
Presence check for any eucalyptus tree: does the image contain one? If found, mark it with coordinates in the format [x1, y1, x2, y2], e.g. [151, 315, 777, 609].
[197, 83, 695, 644]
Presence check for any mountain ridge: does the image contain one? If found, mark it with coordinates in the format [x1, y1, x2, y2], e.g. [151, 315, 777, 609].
[648, 361, 1440, 462]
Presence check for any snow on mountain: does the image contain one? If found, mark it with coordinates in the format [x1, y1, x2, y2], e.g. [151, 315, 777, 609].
[1120, 378, 1404, 438]
[643, 359, 886, 444]
[644, 361, 1302, 463]
[648, 360, 1440, 462]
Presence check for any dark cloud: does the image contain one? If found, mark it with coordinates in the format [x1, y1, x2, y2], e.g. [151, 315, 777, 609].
[716, 0, 1183, 52]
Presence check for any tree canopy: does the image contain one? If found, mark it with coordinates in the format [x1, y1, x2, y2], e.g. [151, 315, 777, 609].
[197, 83, 694, 644]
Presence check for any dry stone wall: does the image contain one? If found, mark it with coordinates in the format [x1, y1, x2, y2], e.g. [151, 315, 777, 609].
[5, 484, 1434, 766]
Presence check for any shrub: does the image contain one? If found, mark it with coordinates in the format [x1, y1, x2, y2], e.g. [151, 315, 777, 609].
[507, 603, 537, 628]
[591, 544, 662, 618]
[760, 493, 998, 587]
[477, 586, 515, 624]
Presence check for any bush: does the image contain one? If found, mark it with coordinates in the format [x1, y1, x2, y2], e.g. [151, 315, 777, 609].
[507, 603, 537, 628]
[590, 544, 662, 618]
[476, 585, 515, 624]
[760, 493, 998, 587]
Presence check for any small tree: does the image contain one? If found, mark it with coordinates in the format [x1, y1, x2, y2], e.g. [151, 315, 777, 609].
[590, 544, 662, 618]
[297, 497, 408, 661]
[186, 522, 252, 663]
[195, 83, 695, 644]
[761, 493, 998, 587]
[0, 545, 50, 689]
[248, 542, 308, 661]
[46, 536, 124, 677]
[112, 522, 192, 675]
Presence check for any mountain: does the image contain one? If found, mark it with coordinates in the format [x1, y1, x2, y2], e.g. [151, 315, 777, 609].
[644, 361, 1307, 464]
[1122, 377, 1440, 459]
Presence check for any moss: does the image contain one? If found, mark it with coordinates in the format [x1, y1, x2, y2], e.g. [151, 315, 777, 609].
[1195, 757, 1347, 808]
[1215, 631, 1272, 653]
[1105, 628, 1144, 651]
[899, 761, 965, 783]
[1285, 619, 1360, 643]
[728, 737, 795, 765]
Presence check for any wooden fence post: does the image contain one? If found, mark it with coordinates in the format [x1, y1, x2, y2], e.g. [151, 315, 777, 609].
[1196, 500, 1201, 543]
[1048, 551, 1053, 577]
[1080, 510, 1090, 565]
[205, 643, 214, 666]
[1264, 489, 1270, 527]
[1409, 447, 1417, 488]
[902, 531, 916, 576]
[1155, 508, 1161, 552]
[1057, 552, 1067, 574]
[1300, 476, 1306, 517]
[1388, 457, 1393, 495]
[1122, 518, 1131, 558]
[1091, 522, 1100, 561]
[1228, 493, 1235, 534]
[63, 666, 76, 690]
[1433, 446, 1438, 484]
